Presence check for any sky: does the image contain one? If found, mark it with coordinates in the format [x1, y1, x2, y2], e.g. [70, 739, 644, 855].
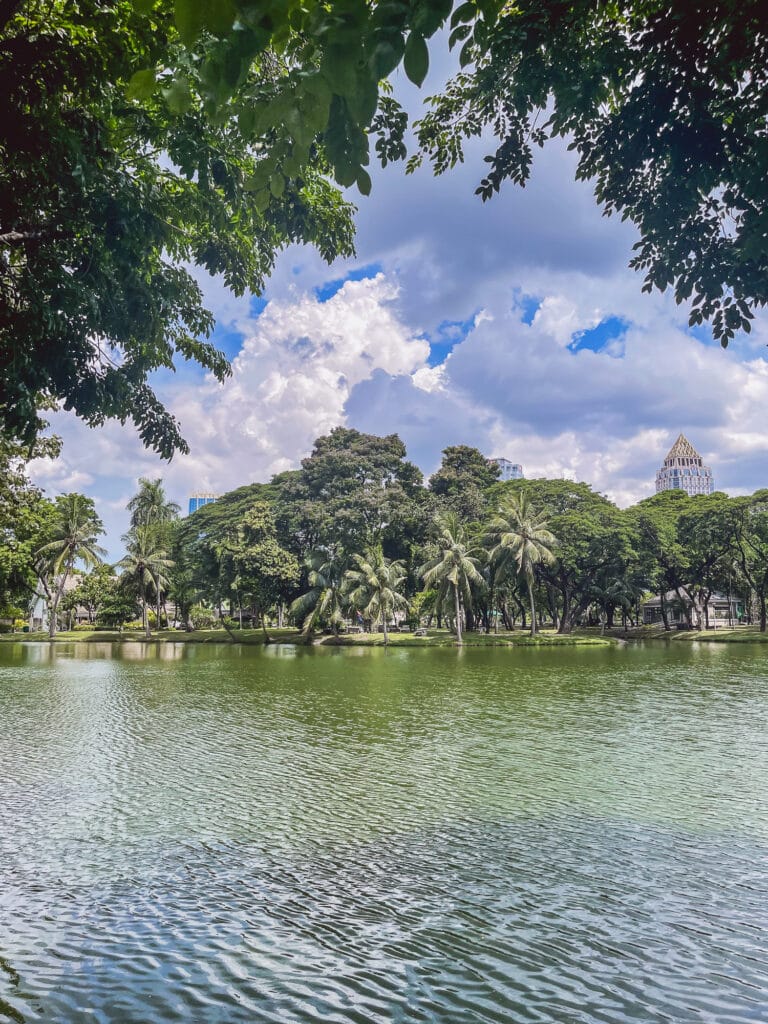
[29, 52, 768, 559]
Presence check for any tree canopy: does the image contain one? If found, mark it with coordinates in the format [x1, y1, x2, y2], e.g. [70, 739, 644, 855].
[408, 0, 768, 345]
[0, 0, 355, 456]
[4, 1, 766, 462]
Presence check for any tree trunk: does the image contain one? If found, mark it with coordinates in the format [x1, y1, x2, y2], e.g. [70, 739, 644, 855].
[143, 595, 150, 638]
[454, 584, 463, 645]
[760, 591, 767, 633]
[48, 568, 71, 639]
[660, 590, 670, 631]
[383, 613, 389, 645]
[527, 576, 537, 638]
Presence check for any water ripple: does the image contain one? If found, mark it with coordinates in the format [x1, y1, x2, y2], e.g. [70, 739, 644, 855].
[1, 641, 767, 1022]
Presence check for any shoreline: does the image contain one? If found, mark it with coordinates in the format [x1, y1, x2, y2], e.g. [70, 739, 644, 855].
[2, 627, 767, 647]
[1, 628, 613, 648]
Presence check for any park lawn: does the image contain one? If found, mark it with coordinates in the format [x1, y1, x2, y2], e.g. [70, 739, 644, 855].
[0, 627, 303, 644]
[321, 629, 614, 648]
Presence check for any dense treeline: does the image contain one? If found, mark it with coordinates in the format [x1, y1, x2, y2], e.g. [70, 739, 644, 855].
[2, 428, 767, 639]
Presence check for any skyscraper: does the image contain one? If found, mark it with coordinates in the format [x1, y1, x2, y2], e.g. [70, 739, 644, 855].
[655, 434, 714, 496]
[188, 492, 217, 515]
[491, 458, 524, 481]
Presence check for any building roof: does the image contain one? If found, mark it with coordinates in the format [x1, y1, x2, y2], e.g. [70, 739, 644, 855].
[665, 433, 700, 461]
[643, 590, 733, 607]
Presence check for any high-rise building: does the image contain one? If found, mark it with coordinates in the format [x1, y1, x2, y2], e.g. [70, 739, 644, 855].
[655, 434, 714, 496]
[491, 457, 524, 482]
[188, 492, 217, 515]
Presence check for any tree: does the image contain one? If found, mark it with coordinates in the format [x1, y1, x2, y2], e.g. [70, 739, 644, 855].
[0, 435, 58, 616]
[629, 490, 692, 630]
[127, 477, 180, 626]
[487, 492, 556, 638]
[729, 491, 768, 632]
[127, 478, 180, 530]
[406, 1, 768, 346]
[289, 548, 346, 642]
[1, 0, 355, 456]
[117, 526, 173, 638]
[35, 493, 106, 637]
[343, 547, 409, 645]
[499, 479, 632, 634]
[429, 445, 500, 523]
[217, 501, 300, 637]
[60, 563, 116, 624]
[419, 512, 485, 644]
[95, 579, 139, 630]
[677, 493, 735, 628]
[273, 428, 429, 558]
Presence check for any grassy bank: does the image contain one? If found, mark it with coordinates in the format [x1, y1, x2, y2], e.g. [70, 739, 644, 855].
[5, 625, 766, 647]
[1, 627, 613, 648]
[0, 627, 301, 645]
[591, 625, 768, 644]
[319, 630, 613, 648]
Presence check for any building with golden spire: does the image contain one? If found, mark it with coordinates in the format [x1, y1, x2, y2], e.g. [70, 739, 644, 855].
[655, 434, 714, 496]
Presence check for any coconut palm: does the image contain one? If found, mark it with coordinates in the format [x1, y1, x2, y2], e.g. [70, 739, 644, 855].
[35, 493, 106, 638]
[290, 549, 345, 642]
[343, 547, 408, 645]
[488, 492, 557, 637]
[419, 512, 485, 645]
[127, 478, 179, 626]
[127, 478, 180, 529]
[117, 527, 174, 638]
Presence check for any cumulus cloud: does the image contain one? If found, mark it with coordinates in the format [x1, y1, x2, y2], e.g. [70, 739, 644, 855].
[27, 64, 768, 558]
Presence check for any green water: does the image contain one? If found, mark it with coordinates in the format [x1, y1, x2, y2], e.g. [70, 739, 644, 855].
[0, 641, 767, 1022]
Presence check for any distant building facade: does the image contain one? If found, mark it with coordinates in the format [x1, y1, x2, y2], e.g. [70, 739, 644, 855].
[642, 590, 743, 629]
[188, 492, 217, 515]
[491, 458, 524, 482]
[655, 434, 713, 496]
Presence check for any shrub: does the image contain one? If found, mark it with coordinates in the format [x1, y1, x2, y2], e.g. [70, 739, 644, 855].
[189, 604, 219, 630]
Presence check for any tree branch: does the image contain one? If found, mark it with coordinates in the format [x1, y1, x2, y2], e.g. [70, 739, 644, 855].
[0, 228, 71, 246]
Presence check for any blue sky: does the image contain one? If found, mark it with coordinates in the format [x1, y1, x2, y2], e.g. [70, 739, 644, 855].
[29, 56, 768, 558]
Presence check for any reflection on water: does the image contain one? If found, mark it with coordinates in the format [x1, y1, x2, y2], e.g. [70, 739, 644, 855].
[1, 641, 767, 1022]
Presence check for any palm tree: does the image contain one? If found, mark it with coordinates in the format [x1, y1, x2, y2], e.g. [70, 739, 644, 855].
[117, 527, 174, 638]
[419, 512, 485, 645]
[127, 478, 180, 529]
[290, 549, 345, 642]
[488, 492, 556, 637]
[343, 547, 408, 645]
[127, 478, 179, 626]
[36, 493, 106, 638]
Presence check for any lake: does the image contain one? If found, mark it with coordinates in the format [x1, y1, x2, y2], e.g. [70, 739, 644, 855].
[1, 641, 767, 1023]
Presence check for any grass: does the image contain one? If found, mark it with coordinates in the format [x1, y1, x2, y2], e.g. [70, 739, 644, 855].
[1, 626, 612, 648]
[320, 629, 614, 648]
[5, 625, 764, 647]
[0, 627, 302, 645]
[585, 624, 768, 644]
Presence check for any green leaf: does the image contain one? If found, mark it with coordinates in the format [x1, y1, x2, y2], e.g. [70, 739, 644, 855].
[403, 32, 429, 87]
[202, 0, 236, 37]
[174, 0, 205, 46]
[253, 190, 270, 214]
[126, 68, 157, 101]
[450, 2, 476, 27]
[356, 168, 372, 196]
[269, 173, 285, 198]
[162, 75, 192, 115]
[133, 0, 156, 14]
